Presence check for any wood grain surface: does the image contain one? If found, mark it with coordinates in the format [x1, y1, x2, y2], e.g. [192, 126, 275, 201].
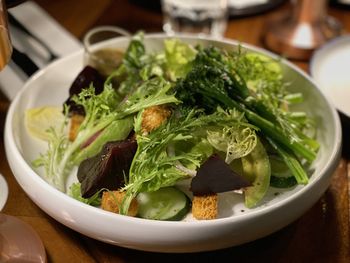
[1, 0, 350, 262]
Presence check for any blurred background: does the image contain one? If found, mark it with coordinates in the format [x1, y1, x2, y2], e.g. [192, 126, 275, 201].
[29, 0, 348, 44]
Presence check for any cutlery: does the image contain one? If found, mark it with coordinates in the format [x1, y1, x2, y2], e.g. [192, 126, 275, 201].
[8, 13, 58, 62]
[11, 46, 39, 76]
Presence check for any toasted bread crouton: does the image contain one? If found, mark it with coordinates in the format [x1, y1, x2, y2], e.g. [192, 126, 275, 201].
[192, 194, 218, 220]
[101, 191, 138, 216]
[69, 114, 85, 141]
[141, 105, 171, 134]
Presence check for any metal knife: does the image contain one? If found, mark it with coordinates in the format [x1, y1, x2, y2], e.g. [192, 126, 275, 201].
[11, 47, 39, 76]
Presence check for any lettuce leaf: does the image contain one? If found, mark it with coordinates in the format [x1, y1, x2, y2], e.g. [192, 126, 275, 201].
[33, 76, 179, 192]
[68, 182, 101, 206]
[164, 39, 197, 81]
[207, 110, 257, 164]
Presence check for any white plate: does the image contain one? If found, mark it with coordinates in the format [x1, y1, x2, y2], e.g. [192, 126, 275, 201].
[310, 35, 350, 118]
[0, 173, 9, 211]
[4, 34, 342, 252]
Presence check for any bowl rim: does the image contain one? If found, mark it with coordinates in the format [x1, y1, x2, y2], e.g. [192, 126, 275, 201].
[4, 33, 343, 228]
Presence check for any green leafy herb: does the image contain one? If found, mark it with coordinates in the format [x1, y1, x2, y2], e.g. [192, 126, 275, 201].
[120, 107, 258, 214]
[33, 76, 179, 192]
[174, 46, 318, 164]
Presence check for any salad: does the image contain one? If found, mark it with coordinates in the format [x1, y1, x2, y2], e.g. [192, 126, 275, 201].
[27, 33, 319, 221]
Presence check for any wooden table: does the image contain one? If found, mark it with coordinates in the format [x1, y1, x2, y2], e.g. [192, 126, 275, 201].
[1, 0, 350, 262]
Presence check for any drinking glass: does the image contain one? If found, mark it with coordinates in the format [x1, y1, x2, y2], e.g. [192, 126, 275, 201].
[161, 0, 228, 38]
[0, 0, 12, 70]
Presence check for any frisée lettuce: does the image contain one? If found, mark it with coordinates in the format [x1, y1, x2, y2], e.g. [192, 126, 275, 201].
[30, 33, 319, 219]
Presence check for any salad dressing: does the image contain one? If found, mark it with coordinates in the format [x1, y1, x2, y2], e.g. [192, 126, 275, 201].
[85, 48, 124, 77]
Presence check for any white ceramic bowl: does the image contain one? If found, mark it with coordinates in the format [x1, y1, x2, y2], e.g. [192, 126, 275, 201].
[4, 34, 342, 252]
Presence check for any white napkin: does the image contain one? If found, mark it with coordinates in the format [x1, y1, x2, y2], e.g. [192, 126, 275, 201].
[0, 1, 82, 101]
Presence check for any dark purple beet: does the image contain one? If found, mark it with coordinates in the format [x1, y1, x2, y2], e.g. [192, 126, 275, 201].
[64, 66, 105, 115]
[77, 139, 137, 198]
[190, 154, 251, 196]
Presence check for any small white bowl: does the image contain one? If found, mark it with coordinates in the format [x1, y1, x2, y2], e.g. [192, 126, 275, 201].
[310, 35, 350, 118]
[4, 34, 342, 252]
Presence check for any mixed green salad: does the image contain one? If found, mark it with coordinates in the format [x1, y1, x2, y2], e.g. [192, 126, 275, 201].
[29, 33, 319, 221]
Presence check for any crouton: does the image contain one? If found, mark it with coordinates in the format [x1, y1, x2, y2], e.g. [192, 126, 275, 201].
[69, 114, 85, 141]
[101, 190, 138, 216]
[141, 105, 171, 134]
[192, 194, 218, 220]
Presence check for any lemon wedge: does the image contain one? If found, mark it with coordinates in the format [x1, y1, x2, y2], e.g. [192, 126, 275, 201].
[25, 106, 65, 141]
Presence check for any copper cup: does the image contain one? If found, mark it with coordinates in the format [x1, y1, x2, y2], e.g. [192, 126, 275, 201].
[0, 0, 12, 70]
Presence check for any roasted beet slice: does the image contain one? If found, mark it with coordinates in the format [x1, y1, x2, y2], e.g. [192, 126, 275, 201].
[64, 65, 105, 115]
[190, 154, 251, 196]
[77, 139, 137, 198]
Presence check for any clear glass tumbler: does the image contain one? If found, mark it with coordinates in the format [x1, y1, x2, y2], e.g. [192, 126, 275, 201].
[161, 0, 228, 38]
[0, 0, 12, 71]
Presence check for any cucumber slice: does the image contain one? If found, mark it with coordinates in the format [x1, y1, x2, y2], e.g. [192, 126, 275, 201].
[136, 187, 190, 221]
[242, 138, 271, 208]
[270, 175, 297, 188]
[269, 155, 297, 188]
[270, 155, 290, 177]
